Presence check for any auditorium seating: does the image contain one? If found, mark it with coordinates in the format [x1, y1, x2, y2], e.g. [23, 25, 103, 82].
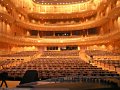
[85, 50, 120, 56]
[93, 60, 120, 73]
[41, 50, 80, 56]
[0, 50, 120, 83]
[0, 50, 120, 89]
[94, 60, 120, 67]
[85, 50, 120, 74]
[0, 51, 38, 57]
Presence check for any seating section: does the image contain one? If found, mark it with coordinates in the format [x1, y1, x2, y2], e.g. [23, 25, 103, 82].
[0, 51, 38, 57]
[94, 60, 120, 67]
[85, 50, 120, 56]
[93, 60, 120, 74]
[0, 59, 24, 67]
[41, 50, 80, 56]
[0, 50, 120, 81]
[1, 57, 119, 79]
[85, 50, 120, 74]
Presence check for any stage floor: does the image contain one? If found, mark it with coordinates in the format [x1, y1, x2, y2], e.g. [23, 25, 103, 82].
[0, 81, 119, 90]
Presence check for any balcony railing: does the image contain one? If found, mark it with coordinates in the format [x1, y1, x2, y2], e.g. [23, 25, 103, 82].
[0, 30, 120, 45]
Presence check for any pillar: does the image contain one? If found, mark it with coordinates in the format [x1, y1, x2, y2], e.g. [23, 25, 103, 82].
[2, 21, 6, 33]
[1, 21, 3, 32]
[78, 46, 80, 50]
[117, 17, 120, 29]
[0, 4, 2, 11]
[27, 30, 30, 36]
[0, 21, 2, 32]
[116, 1, 120, 7]
[114, 19, 118, 30]
[7, 24, 11, 34]
[3, 7, 7, 12]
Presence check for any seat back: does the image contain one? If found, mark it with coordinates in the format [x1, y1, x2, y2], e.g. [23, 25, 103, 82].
[19, 70, 39, 85]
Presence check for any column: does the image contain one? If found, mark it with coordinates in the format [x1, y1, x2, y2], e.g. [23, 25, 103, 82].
[70, 31, 72, 37]
[4, 22, 7, 33]
[87, 30, 88, 36]
[21, 16, 24, 21]
[7, 24, 11, 34]
[2, 21, 6, 33]
[109, 19, 114, 32]
[27, 30, 30, 36]
[78, 46, 80, 50]
[96, 11, 100, 20]
[58, 47, 61, 51]
[116, 1, 120, 7]
[0, 21, 2, 32]
[21, 0, 24, 8]
[114, 19, 118, 31]
[100, 27, 104, 35]
[1, 21, 3, 32]
[44, 47, 47, 51]
[117, 17, 120, 30]
[37, 31, 39, 37]
[105, 6, 110, 16]
[0, 4, 2, 11]
[53, 31, 55, 37]
[3, 7, 7, 12]
[116, 18, 119, 30]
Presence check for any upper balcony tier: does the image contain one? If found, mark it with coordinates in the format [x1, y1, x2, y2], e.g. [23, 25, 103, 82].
[9, 0, 104, 14]
[32, 0, 90, 5]
[31, 0, 97, 14]
[0, 0, 108, 19]
[28, 10, 96, 19]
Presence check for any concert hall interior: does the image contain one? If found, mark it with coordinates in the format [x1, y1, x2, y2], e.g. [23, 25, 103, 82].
[0, 0, 120, 90]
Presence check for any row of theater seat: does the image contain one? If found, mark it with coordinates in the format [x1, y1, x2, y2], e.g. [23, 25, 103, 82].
[94, 60, 120, 66]
[0, 51, 38, 57]
[41, 50, 80, 56]
[93, 60, 120, 74]
[85, 50, 120, 56]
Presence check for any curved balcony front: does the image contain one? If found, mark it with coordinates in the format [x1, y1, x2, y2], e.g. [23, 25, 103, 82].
[15, 17, 107, 31]
[15, 6, 120, 31]
[0, 29, 120, 46]
[28, 10, 96, 19]
[0, 11, 14, 24]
